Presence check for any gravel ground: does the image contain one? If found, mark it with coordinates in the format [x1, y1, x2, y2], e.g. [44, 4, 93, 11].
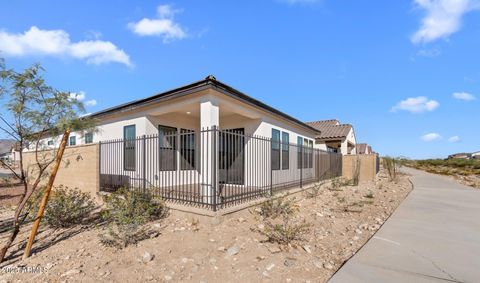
[0, 168, 411, 283]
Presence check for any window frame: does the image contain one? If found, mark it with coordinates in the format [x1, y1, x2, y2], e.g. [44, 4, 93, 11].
[123, 125, 136, 171]
[271, 129, 281, 171]
[69, 136, 76, 146]
[180, 128, 195, 170]
[281, 132, 289, 170]
[158, 125, 177, 171]
[85, 132, 93, 144]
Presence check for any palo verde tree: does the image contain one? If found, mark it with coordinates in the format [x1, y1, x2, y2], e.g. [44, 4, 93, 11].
[0, 58, 95, 262]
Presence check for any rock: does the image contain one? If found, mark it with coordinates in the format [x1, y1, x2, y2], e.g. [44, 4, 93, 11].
[265, 263, 275, 271]
[256, 256, 266, 261]
[355, 229, 363, 234]
[353, 236, 360, 241]
[268, 246, 281, 254]
[238, 217, 246, 223]
[257, 224, 265, 230]
[369, 224, 380, 231]
[164, 275, 173, 281]
[284, 258, 297, 267]
[209, 238, 216, 242]
[61, 269, 81, 277]
[374, 217, 382, 223]
[313, 260, 323, 269]
[323, 262, 334, 270]
[45, 262, 55, 270]
[142, 252, 154, 263]
[217, 246, 226, 252]
[303, 245, 312, 254]
[174, 227, 186, 232]
[226, 246, 240, 256]
[262, 271, 270, 277]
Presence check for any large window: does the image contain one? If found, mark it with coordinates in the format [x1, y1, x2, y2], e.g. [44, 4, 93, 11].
[159, 125, 177, 171]
[180, 129, 195, 170]
[85, 133, 93, 144]
[47, 140, 53, 146]
[297, 137, 303, 169]
[282, 132, 289, 170]
[308, 140, 314, 168]
[123, 125, 136, 171]
[271, 129, 281, 170]
[69, 136, 76, 146]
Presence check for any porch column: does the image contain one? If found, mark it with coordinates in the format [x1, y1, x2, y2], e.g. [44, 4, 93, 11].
[200, 100, 219, 206]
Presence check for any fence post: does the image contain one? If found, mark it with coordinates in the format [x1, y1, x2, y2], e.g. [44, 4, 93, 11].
[98, 141, 102, 192]
[300, 146, 303, 188]
[212, 126, 218, 211]
[142, 135, 146, 193]
[270, 138, 273, 196]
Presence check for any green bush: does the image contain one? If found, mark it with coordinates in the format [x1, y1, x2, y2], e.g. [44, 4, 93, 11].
[26, 185, 95, 228]
[99, 188, 167, 248]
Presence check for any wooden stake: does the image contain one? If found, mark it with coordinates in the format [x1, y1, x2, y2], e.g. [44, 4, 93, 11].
[22, 130, 70, 260]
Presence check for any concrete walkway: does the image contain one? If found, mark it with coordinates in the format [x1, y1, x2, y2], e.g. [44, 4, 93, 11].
[329, 167, 480, 283]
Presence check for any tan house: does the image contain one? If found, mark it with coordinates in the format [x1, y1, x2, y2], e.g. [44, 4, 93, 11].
[305, 119, 357, 155]
[355, 143, 373, 155]
[31, 76, 344, 210]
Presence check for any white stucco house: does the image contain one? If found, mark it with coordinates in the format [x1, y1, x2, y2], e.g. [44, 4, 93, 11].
[33, 76, 345, 210]
[305, 119, 357, 155]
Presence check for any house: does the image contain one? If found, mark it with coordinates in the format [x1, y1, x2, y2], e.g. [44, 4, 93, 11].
[305, 120, 357, 155]
[471, 151, 480, 159]
[0, 140, 20, 166]
[448, 153, 471, 159]
[355, 143, 373, 155]
[30, 76, 344, 210]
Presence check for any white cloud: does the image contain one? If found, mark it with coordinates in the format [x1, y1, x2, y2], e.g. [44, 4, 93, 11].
[128, 4, 187, 42]
[0, 26, 131, 66]
[416, 48, 441, 57]
[411, 0, 480, 44]
[85, 99, 97, 106]
[69, 91, 86, 101]
[391, 96, 440, 113]
[70, 91, 97, 107]
[452, 91, 476, 101]
[448, 135, 461, 142]
[421, 133, 442, 141]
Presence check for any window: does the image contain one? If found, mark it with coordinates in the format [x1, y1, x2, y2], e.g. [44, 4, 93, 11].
[308, 140, 314, 168]
[85, 133, 93, 144]
[159, 125, 177, 171]
[297, 137, 303, 169]
[47, 140, 53, 146]
[304, 138, 309, 169]
[282, 132, 289, 170]
[123, 125, 136, 171]
[271, 129, 280, 170]
[180, 129, 195, 170]
[69, 136, 76, 146]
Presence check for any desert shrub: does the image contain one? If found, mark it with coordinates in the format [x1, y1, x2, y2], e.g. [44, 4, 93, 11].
[330, 177, 350, 190]
[26, 185, 95, 228]
[99, 188, 167, 248]
[383, 157, 398, 182]
[253, 197, 311, 246]
[304, 182, 323, 199]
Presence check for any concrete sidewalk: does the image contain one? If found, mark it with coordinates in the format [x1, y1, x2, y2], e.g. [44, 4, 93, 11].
[329, 167, 480, 283]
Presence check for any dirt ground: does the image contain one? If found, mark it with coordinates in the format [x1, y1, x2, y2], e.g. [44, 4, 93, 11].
[0, 168, 411, 283]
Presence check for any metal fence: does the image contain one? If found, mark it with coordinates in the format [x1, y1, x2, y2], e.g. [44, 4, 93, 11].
[99, 127, 342, 211]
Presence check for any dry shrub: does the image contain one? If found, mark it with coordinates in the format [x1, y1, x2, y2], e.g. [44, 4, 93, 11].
[99, 188, 168, 249]
[383, 157, 398, 182]
[253, 197, 311, 246]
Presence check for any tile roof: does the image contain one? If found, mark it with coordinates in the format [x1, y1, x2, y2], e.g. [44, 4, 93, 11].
[305, 120, 352, 140]
[356, 143, 368, 154]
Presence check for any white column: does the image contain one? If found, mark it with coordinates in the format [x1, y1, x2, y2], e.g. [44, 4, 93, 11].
[200, 100, 219, 206]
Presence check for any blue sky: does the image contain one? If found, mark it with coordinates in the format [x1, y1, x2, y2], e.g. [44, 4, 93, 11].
[0, 0, 479, 159]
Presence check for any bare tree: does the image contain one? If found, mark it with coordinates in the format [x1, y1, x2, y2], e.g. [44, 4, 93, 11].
[0, 58, 95, 262]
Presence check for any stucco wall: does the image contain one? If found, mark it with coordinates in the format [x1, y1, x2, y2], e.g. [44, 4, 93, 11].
[342, 154, 378, 183]
[23, 144, 99, 197]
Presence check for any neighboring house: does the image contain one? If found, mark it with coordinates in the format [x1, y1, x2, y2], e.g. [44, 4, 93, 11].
[0, 140, 19, 165]
[448, 153, 471, 159]
[305, 119, 357, 155]
[355, 143, 373, 155]
[30, 76, 345, 210]
[471, 151, 480, 159]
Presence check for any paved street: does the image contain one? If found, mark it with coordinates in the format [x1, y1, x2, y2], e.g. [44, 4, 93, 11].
[330, 167, 480, 283]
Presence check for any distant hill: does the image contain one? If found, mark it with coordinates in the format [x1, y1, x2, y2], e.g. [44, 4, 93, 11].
[0, 139, 16, 154]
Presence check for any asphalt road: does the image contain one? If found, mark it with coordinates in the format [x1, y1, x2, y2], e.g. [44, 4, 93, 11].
[329, 167, 480, 283]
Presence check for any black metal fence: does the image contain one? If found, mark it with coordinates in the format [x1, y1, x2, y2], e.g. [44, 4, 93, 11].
[99, 127, 342, 211]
